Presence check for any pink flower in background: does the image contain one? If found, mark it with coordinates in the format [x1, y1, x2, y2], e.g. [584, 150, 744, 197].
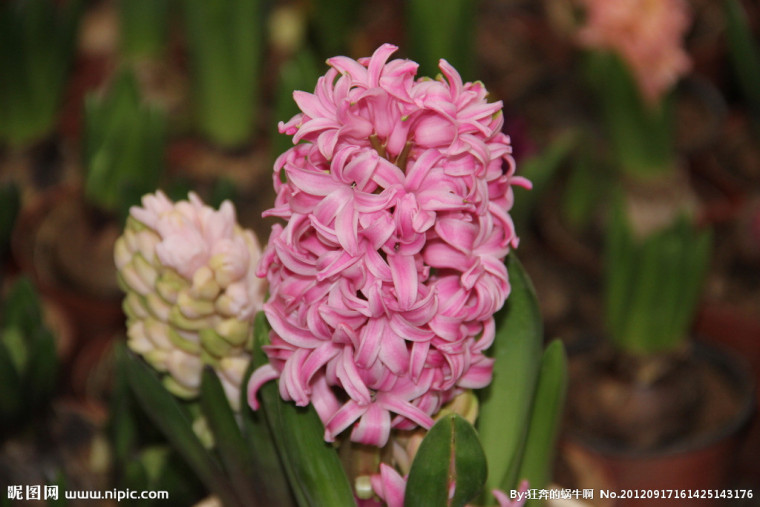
[576, 0, 692, 104]
[248, 44, 529, 447]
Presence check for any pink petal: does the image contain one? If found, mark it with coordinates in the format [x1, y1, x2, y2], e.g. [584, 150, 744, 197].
[324, 400, 367, 442]
[351, 402, 392, 446]
[388, 253, 418, 310]
[371, 464, 406, 507]
[247, 363, 280, 410]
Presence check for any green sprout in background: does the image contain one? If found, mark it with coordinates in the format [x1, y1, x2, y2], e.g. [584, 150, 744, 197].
[585, 52, 677, 180]
[84, 69, 167, 221]
[407, 0, 477, 80]
[0, 277, 58, 436]
[0, 0, 81, 148]
[181, 0, 266, 150]
[118, 0, 170, 62]
[605, 202, 712, 355]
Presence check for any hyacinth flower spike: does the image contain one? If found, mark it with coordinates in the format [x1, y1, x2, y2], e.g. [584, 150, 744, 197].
[248, 43, 531, 448]
[115, 191, 265, 409]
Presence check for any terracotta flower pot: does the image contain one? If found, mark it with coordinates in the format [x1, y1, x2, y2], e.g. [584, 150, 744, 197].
[560, 340, 755, 507]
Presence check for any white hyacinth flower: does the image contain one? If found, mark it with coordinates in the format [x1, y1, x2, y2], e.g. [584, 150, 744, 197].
[115, 191, 265, 410]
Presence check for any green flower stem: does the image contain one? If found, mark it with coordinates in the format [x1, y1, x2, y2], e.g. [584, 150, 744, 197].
[122, 345, 242, 507]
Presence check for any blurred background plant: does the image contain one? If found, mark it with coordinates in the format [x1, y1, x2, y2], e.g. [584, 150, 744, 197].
[180, 0, 266, 150]
[0, 0, 81, 149]
[406, 0, 476, 79]
[0, 277, 58, 437]
[83, 68, 167, 222]
[117, 0, 169, 63]
[604, 206, 712, 357]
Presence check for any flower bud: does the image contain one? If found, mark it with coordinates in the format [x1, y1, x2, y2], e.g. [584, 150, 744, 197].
[116, 191, 265, 410]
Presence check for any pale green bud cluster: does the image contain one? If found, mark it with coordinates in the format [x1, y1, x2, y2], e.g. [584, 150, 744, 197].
[114, 192, 264, 410]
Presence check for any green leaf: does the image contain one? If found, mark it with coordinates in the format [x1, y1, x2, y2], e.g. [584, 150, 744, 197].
[515, 340, 567, 504]
[253, 312, 356, 507]
[200, 367, 260, 506]
[605, 207, 712, 354]
[109, 345, 140, 465]
[561, 142, 611, 231]
[477, 255, 543, 499]
[239, 352, 296, 507]
[122, 344, 240, 506]
[310, 0, 360, 57]
[405, 414, 487, 507]
[0, 0, 81, 147]
[46, 470, 69, 507]
[84, 68, 166, 216]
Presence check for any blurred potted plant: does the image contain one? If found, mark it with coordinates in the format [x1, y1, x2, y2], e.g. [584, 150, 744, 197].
[692, 1, 760, 444]
[0, 0, 81, 194]
[563, 202, 754, 501]
[13, 69, 167, 342]
[115, 45, 570, 507]
[538, 0, 699, 275]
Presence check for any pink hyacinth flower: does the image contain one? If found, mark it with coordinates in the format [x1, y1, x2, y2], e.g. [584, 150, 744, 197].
[248, 44, 529, 447]
[576, 0, 692, 105]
